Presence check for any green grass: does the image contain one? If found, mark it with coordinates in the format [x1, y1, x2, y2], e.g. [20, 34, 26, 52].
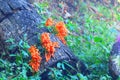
[65, 2, 119, 80]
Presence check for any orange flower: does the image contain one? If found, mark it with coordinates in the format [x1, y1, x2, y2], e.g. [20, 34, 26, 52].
[29, 46, 39, 56]
[52, 42, 59, 48]
[45, 52, 51, 62]
[41, 32, 51, 45]
[55, 21, 68, 37]
[45, 18, 54, 26]
[29, 46, 42, 72]
[55, 21, 68, 44]
[41, 32, 59, 62]
[56, 34, 66, 44]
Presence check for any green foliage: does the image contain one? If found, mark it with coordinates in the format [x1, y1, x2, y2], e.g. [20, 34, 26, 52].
[0, 34, 37, 79]
[65, 2, 118, 80]
[47, 61, 88, 80]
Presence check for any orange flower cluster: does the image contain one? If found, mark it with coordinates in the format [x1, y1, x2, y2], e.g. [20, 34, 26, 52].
[29, 46, 42, 72]
[45, 18, 54, 26]
[41, 32, 59, 62]
[55, 21, 68, 44]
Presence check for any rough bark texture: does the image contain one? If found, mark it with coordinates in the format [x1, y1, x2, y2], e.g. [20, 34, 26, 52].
[0, 0, 88, 78]
[26, 0, 39, 4]
[109, 42, 120, 80]
[0, 0, 41, 52]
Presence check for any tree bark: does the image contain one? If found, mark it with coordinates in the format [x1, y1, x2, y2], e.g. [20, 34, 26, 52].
[0, 0, 88, 78]
[109, 42, 120, 80]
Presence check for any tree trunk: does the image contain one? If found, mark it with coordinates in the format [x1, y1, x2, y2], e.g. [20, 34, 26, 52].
[0, 0, 88, 78]
[109, 42, 120, 80]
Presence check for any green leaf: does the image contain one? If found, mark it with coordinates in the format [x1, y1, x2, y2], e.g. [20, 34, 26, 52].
[94, 37, 103, 42]
[5, 38, 15, 43]
[57, 62, 61, 68]
[21, 50, 29, 57]
[100, 76, 107, 80]
[19, 40, 23, 48]
[9, 54, 16, 57]
[23, 42, 30, 49]
[61, 63, 65, 70]
[69, 75, 78, 80]
[8, 44, 17, 50]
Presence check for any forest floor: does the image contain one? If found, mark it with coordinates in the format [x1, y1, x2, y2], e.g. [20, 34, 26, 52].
[0, 0, 120, 80]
